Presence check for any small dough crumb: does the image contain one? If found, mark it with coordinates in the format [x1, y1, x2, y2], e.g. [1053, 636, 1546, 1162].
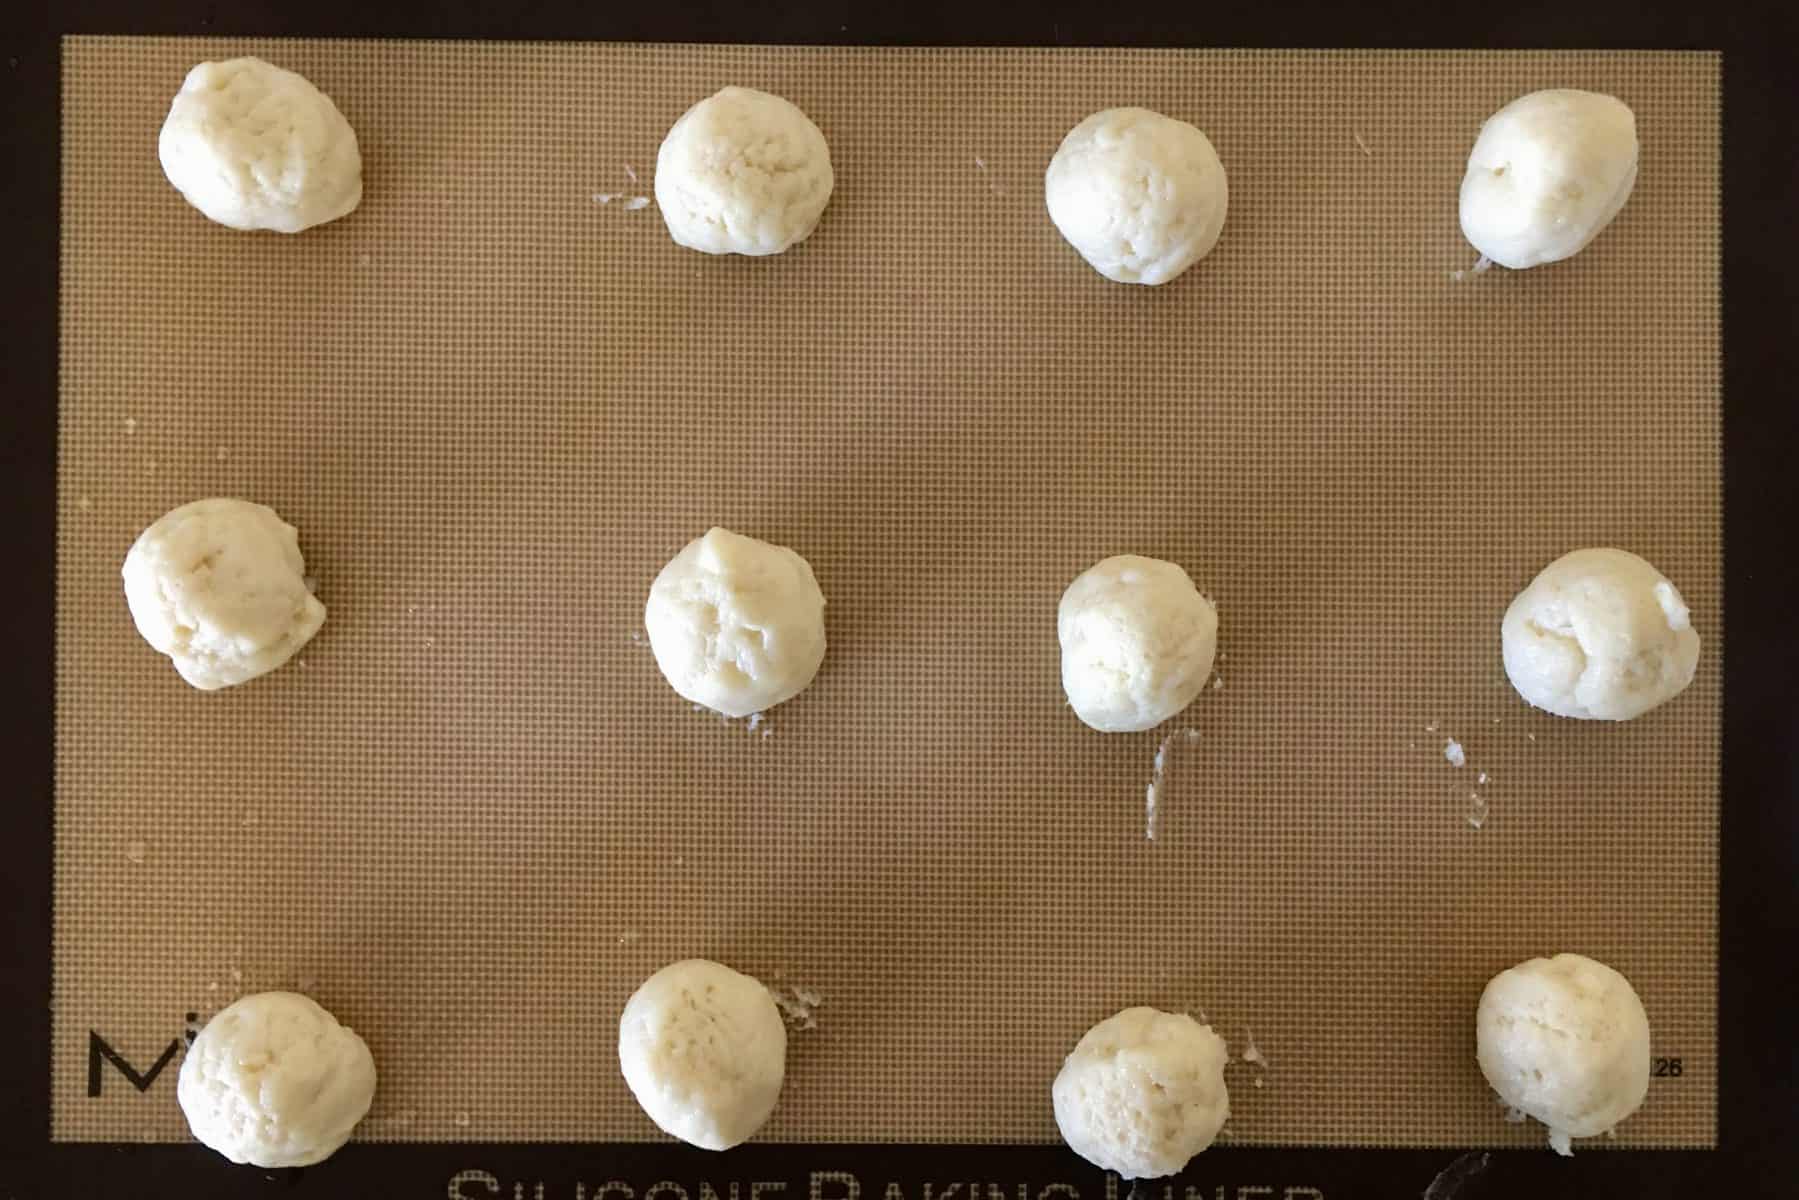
[1444, 739, 1467, 768]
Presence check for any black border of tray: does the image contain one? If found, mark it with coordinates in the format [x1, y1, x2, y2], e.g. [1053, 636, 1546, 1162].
[3, 2, 1795, 1197]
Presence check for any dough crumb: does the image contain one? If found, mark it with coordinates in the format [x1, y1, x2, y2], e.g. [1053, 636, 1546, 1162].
[1448, 254, 1495, 283]
[972, 154, 1005, 195]
[1443, 739, 1467, 768]
[618, 929, 642, 946]
[452, 1111, 471, 1128]
[1353, 131, 1373, 157]
[1240, 1031, 1267, 1066]
[623, 163, 639, 182]
[592, 192, 651, 210]
[123, 417, 137, 434]
[769, 981, 825, 1031]
[1425, 721, 1439, 733]
[125, 840, 147, 864]
[747, 712, 763, 733]
[1144, 728, 1201, 840]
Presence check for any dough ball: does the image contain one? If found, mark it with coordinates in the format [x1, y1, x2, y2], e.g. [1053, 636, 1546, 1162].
[1501, 547, 1699, 721]
[1058, 555, 1218, 733]
[654, 86, 834, 256]
[1044, 108, 1228, 285]
[177, 991, 376, 1168]
[158, 57, 362, 233]
[618, 958, 787, 1150]
[1476, 953, 1651, 1155]
[644, 527, 826, 718]
[1459, 89, 1638, 269]
[121, 498, 326, 691]
[1052, 1006, 1230, 1179]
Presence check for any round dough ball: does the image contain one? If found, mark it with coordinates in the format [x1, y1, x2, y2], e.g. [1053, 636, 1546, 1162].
[1052, 1006, 1230, 1179]
[121, 498, 327, 691]
[158, 57, 362, 233]
[1044, 108, 1228, 285]
[654, 86, 835, 256]
[618, 958, 787, 1150]
[177, 991, 376, 1168]
[1476, 953, 1651, 1155]
[1501, 547, 1699, 721]
[644, 527, 826, 718]
[1058, 555, 1218, 733]
[1459, 89, 1638, 269]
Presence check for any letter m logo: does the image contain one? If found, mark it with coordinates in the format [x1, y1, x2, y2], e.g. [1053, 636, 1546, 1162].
[87, 1031, 180, 1097]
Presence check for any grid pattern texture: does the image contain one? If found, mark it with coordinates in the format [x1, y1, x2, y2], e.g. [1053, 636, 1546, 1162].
[54, 39, 1720, 1148]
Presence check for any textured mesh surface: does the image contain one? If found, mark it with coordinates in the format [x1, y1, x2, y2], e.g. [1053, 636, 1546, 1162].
[53, 39, 1720, 1148]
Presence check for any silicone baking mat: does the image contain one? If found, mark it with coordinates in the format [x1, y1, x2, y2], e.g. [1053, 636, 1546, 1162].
[53, 39, 1720, 1148]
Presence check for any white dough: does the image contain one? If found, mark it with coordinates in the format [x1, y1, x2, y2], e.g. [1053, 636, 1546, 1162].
[644, 527, 826, 718]
[1052, 1006, 1230, 1179]
[1459, 89, 1638, 269]
[177, 991, 376, 1168]
[158, 57, 362, 233]
[1058, 555, 1218, 733]
[618, 958, 787, 1150]
[1501, 547, 1699, 721]
[121, 498, 326, 691]
[654, 86, 835, 256]
[1476, 954, 1651, 1155]
[1044, 108, 1228, 285]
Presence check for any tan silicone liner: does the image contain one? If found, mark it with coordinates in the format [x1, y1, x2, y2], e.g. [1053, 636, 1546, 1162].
[54, 39, 1719, 1147]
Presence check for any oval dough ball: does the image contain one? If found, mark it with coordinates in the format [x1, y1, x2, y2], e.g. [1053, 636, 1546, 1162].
[1052, 1006, 1230, 1179]
[121, 498, 327, 691]
[644, 527, 826, 717]
[1501, 547, 1699, 721]
[618, 958, 787, 1150]
[654, 86, 835, 256]
[158, 57, 362, 233]
[1044, 108, 1229, 285]
[177, 991, 376, 1168]
[1459, 89, 1637, 269]
[1477, 954, 1651, 1155]
[1058, 555, 1218, 733]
